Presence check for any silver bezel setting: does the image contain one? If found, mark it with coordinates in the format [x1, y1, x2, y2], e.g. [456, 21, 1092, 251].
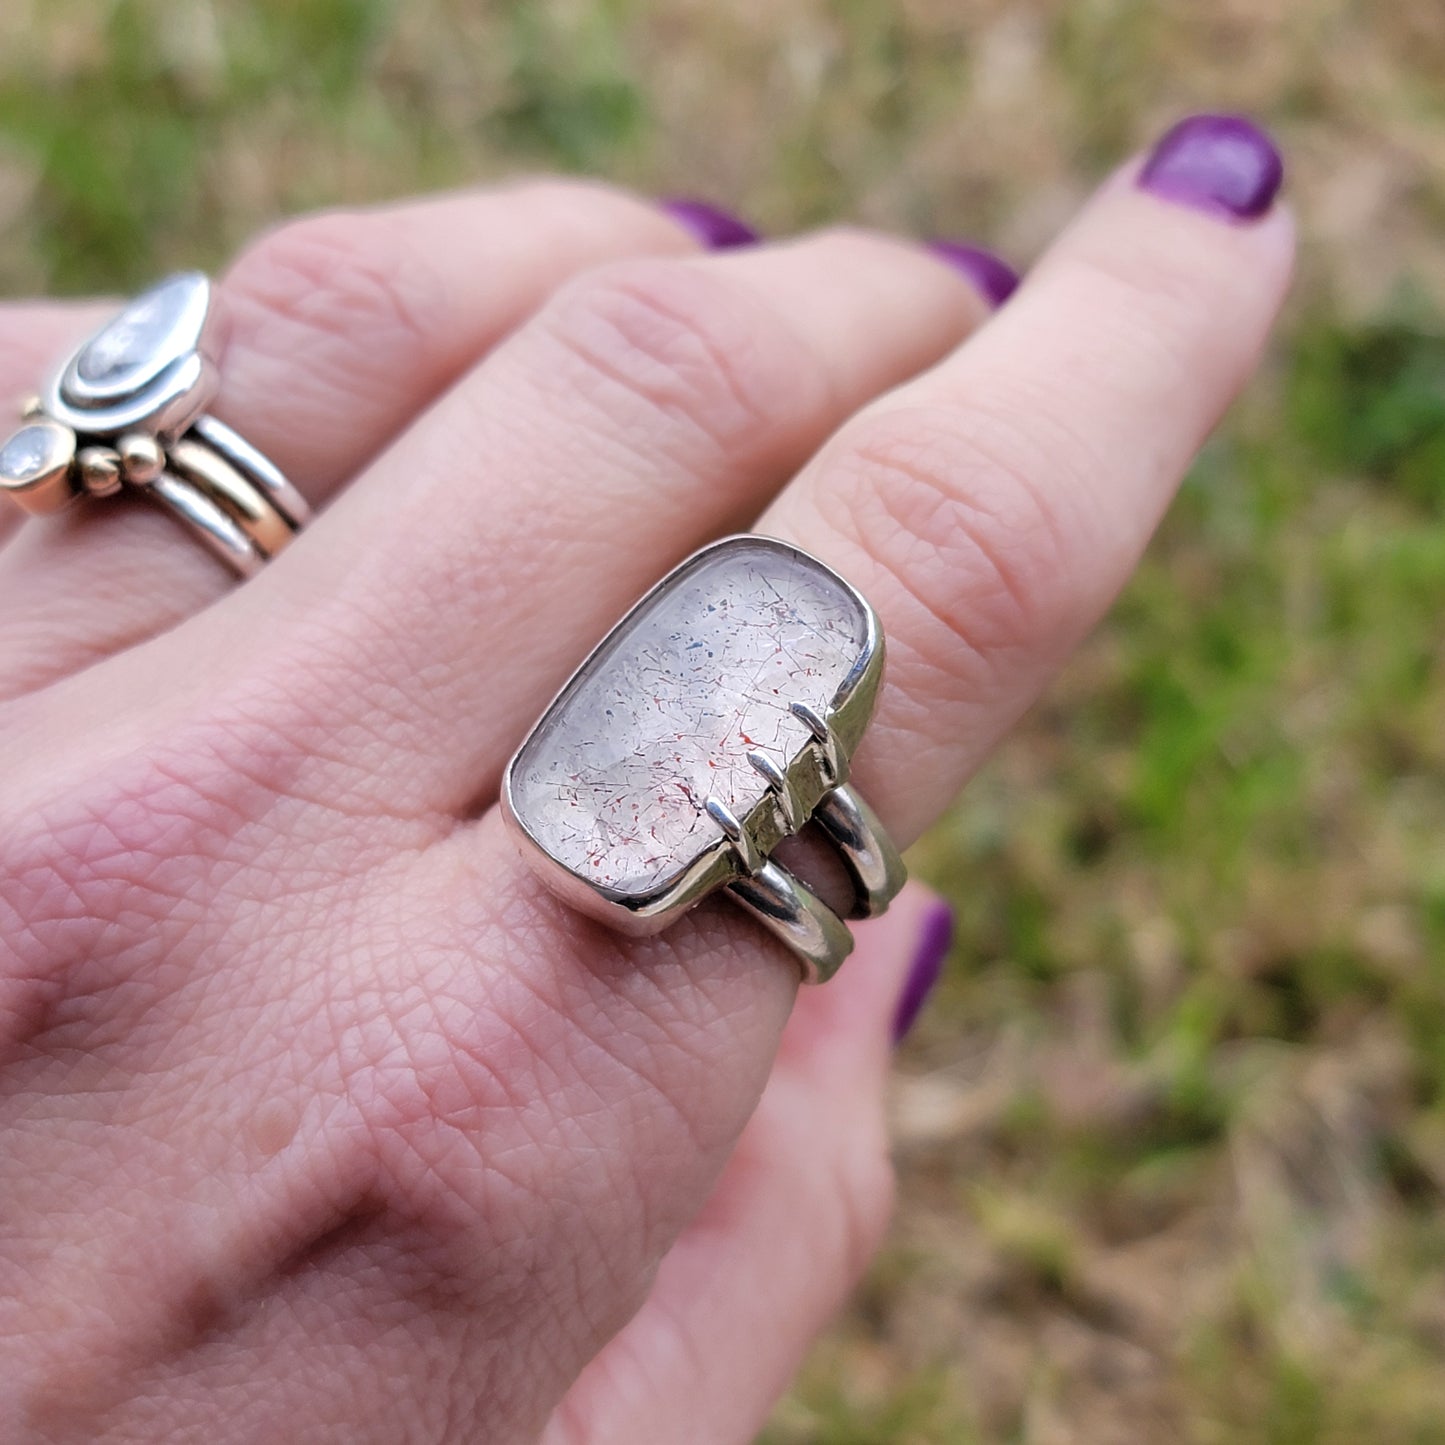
[44, 272, 226, 440]
[501, 534, 887, 940]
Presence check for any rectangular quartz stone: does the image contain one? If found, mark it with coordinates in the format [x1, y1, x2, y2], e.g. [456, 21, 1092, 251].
[508, 537, 871, 899]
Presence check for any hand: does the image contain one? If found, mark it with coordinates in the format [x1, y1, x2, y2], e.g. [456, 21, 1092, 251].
[0, 116, 1291, 1443]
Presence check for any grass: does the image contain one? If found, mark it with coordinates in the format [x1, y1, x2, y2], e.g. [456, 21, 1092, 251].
[4, 0, 1445, 1439]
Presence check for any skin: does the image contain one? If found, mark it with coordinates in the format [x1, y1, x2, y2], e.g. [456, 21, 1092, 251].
[0, 162, 1293, 1443]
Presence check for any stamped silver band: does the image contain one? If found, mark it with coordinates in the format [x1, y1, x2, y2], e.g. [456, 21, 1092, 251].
[502, 535, 905, 984]
[0, 273, 308, 575]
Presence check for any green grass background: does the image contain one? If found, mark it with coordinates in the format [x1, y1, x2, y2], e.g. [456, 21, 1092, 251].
[4, 1, 1445, 1440]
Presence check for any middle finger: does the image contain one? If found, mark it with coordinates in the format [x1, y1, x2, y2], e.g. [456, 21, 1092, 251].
[203, 229, 1000, 815]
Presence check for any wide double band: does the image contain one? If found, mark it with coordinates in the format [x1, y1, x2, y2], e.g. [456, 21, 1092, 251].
[0, 273, 307, 575]
[719, 776, 906, 982]
[502, 535, 906, 984]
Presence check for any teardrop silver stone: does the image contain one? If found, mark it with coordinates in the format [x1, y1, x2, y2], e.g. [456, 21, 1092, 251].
[71, 273, 211, 401]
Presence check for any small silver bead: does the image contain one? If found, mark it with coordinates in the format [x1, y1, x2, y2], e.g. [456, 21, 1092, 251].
[77, 447, 123, 498]
[117, 433, 165, 486]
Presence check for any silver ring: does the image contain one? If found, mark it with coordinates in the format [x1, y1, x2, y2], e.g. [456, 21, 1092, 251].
[0, 273, 308, 575]
[502, 535, 905, 984]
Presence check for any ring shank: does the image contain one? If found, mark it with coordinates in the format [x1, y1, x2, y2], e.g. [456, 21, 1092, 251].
[149, 472, 266, 578]
[813, 784, 907, 920]
[145, 414, 307, 575]
[723, 780, 904, 984]
[725, 860, 856, 985]
[191, 415, 312, 531]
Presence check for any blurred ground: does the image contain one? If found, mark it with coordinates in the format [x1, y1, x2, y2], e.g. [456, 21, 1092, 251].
[3, 2, 1445, 1440]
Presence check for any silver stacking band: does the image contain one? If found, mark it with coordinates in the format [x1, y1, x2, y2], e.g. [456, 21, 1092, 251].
[151, 416, 310, 577]
[0, 273, 307, 575]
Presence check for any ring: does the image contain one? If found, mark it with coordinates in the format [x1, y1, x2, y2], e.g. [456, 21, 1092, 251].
[503, 535, 906, 983]
[0, 273, 308, 576]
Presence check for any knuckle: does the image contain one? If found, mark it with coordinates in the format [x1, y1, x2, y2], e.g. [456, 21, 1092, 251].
[339, 937, 677, 1347]
[501, 174, 629, 208]
[225, 208, 441, 387]
[795, 222, 924, 271]
[0, 761, 207, 1041]
[1069, 234, 1218, 343]
[829, 402, 1085, 674]
[535, 259, 827, 461]
[359, 953, 699, 1223]
[8, 757, 208, 936]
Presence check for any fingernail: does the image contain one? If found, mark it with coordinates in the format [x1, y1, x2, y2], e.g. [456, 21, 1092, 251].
[926, 241, 1020, 308]
[659, 198, 761, 251]
[1137, 113, 1284, 222]
[892, 901, 955, 1045]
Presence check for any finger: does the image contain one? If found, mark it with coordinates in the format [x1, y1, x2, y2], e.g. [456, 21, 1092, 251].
[196, 227, 1000, 813]
[0, 180, 694, 697]
[761, 116, 1294, 841]
[395, 114, 1289, 1411]
[543, 885, 947, 1445]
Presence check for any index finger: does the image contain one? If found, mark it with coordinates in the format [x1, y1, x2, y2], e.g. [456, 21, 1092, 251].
[764, 114, 1293, 840]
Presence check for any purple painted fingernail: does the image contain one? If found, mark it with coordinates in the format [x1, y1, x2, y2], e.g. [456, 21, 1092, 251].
[892, 901, 955, 1045]
[1138, 114, 1284, 222]
[659, 198, 761, 251]
[926, 241, 1020, 308]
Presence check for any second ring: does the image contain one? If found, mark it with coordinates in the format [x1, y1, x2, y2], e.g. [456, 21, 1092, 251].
[0, 272, 308, 577]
